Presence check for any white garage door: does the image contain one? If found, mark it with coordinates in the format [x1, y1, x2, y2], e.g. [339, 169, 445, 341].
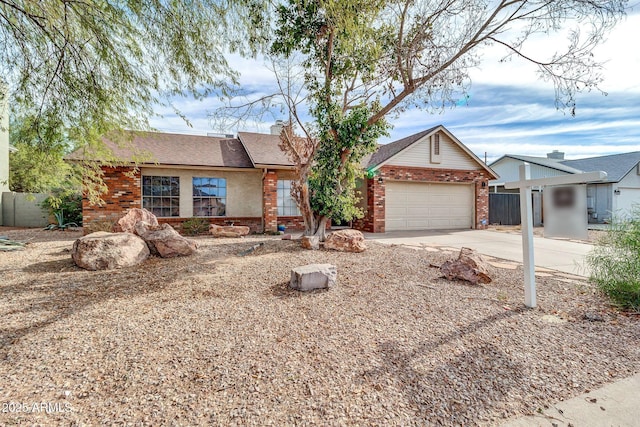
[385, 181, 474, 231]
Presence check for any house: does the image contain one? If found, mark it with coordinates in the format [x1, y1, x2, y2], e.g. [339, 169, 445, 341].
[490, 150, 640, 223]
[68, 124, 497, 233]
[0, 96, 18, 226]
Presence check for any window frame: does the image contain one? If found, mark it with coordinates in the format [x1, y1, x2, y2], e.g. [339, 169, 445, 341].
[192, 177, 227, 217]
[142, 175, 180, 218]
[277, 179, 300, 216]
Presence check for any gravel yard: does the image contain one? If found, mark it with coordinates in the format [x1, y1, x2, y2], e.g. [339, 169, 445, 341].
[0, 228, 638, 426]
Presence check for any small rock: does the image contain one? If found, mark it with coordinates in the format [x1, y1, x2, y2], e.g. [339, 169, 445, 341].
[72, 232, 149, 270]
[281, 234, 293, 240]
[324, 229, 367, 253]
[113, 208, 158, 233]
[301, 235, 319, 250]
[210, 224, 250, 238]
[583, 312, 604, 322]
[290, 264, 337, 291]
[440, 247, 492, 285]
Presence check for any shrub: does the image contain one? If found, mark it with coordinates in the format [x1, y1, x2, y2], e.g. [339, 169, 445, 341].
[181, 217, 210, 236]
[41, 191, 83, 226]
[586, 206, 640, 311]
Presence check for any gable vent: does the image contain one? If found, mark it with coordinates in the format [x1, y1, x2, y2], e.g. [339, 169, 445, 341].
[430, 133, 442, 164]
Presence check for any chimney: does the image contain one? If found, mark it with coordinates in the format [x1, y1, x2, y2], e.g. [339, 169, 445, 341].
[547, 150, 565, 160]
[270, 120, 285, 136]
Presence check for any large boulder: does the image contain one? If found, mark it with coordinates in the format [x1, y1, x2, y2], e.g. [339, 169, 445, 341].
[440, 247, 493, 285]
[114, 208, 159, 234]
[324, 229, 367, 253]
[209, 224, 250, 238]
[290, 264, 337, 291]
[72, 232, 149, 270]
[135, 222, 197, 258]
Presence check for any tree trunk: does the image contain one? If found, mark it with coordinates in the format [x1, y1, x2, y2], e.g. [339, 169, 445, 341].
[313, 216, 329, 241]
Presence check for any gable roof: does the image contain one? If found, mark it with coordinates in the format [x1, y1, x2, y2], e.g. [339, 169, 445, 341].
[490, 154, 583, 174]
[366, 125, 498, 179]
[67, 131, 254, 168]
[237, 132, 295, 168]
[560, 151, 640, 183]
[366, 126, 438, 169]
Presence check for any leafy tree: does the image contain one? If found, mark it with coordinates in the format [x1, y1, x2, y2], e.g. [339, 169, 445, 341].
[1, 0, 270, 201]
[255, 0, 627, 238]
[8, 113, 78, 194]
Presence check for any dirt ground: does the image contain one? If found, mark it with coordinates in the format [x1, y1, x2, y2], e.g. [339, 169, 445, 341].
[0, 228, 638, 426]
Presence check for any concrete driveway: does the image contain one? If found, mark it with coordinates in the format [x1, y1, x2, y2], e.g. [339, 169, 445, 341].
[365, 229, 594, 276]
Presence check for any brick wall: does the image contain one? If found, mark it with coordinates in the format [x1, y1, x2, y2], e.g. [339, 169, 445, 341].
[83, 166, 141, 229]
[262, 170, 278, 233]
[354, 166, 490, 233]
[158, 216, 263, 234]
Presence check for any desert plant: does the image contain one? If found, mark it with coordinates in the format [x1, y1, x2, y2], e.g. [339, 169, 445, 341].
[41, 191, 83, 226]
[44, 211, 79, 231]
[181, 217, 210, 236]
[586, 206, 640, 311]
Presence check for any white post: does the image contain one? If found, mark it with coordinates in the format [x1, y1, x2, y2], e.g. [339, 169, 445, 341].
[519, 163, 536, 308]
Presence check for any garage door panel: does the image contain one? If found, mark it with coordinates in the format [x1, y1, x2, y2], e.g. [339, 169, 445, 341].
[385, 181, 473, 231]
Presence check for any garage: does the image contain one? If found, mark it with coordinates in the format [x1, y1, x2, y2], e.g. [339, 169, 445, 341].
[385, 181, 474, 231]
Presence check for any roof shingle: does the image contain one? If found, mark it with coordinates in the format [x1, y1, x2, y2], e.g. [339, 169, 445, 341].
[67, 131, 254, 168]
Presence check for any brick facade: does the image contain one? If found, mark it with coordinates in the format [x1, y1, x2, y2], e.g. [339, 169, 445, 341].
[83, 166, 306, 234]
[354, 166, 490, 233]
[82, 166, 142, 227]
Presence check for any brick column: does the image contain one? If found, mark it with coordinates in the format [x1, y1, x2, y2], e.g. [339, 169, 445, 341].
[354, 176, 386, 233]
[262, 170, 278, 233]
[475, 176, 489, 229]
[82, 166, 141, 233]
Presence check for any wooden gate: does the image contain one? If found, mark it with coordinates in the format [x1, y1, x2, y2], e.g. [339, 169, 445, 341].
[489, 193, 521, 225]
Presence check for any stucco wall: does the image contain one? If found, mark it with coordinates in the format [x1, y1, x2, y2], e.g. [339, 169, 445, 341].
[613, 166, 640, 217]
[0, 93, 9, 225]
[1, 192, 49, 227]
[141, 167, 263, 217]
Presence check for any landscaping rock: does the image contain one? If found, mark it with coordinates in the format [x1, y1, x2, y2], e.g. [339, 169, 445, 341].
[114, 208, 158, 234]
[209, 224, 250, 238]
[136, 222, 197, 258]
[301, 235, 320, 250]
[72, 232, 149, 270]
[440, 247, 492, 285]
[290, 264, 337, 291]
[324, 229, 367, 253]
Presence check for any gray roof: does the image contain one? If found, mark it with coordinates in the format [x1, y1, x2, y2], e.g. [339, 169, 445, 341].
[561, 151, 640, 182]
[237, 132, 295, 167]
[490, 154, 584, 174]
[67, 131, 254, 168]
[366, 126, 438, 168]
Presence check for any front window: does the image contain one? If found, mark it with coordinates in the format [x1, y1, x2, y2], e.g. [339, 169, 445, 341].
[277, 180, 300, 216]
[193, 177, 226, 217]
[142, 176, 180, 217]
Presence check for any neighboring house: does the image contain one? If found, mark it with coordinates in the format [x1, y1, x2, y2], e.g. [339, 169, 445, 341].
[68, 124, 497, 233]
[490, 150, 640, 223]
[0, 96, 18, 226]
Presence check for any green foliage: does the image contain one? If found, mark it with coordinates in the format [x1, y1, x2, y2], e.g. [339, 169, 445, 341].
[309, 102, 388, 222]
[181, 217, 210, 236]
[1, 0, 271, 199]
[9, 114, 80, 193]
[41, 191, 83, 226]
[586, 207, 640, 311]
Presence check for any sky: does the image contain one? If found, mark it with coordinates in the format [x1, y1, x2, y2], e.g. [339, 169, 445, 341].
[149, 6, 640, 164]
